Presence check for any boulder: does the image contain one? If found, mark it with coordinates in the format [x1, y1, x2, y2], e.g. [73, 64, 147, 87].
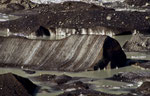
[0, 35, 126, 71]
[0, 73, 37, 96]
[54, 75, 72, 85]
[22, 69, 36, 74]
[30, 74, 96, 92]
[134, 61, 150, 69]
[31, 74, 72, 85]
[55, 81, 89, 91]
[107, 71, 150, 83]
[31, 74, 56, 82]
[136, 81, 150, 95]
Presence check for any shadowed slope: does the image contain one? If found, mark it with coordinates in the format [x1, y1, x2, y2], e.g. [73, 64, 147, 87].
[0, 73, 37, 96]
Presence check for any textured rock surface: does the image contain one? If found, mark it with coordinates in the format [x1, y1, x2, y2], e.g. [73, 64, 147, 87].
[31, 74, 72, 85]
[22, 69, 36, 74]
[0, 0, 37, 12]
[31, 74, 90, 91]
[0, 1, 150, 37]
[134, 61, 150, 69]
[123, 33, 150, 53]
[58, 89, 117, 96]
[107, 71, 150, 83]
[0, 73, 37, 96]
[0, 35, 126, 71]
[54, 81, 89, 90]
[58, 81, 150, 96]
[135, 81, 150, 95]
[124, 0, 150, 7]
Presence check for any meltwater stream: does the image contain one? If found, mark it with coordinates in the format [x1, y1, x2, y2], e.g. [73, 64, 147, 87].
[0, 66, 149, 96]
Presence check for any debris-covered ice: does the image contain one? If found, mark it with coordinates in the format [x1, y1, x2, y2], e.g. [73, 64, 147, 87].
[31, 0, 125, 4]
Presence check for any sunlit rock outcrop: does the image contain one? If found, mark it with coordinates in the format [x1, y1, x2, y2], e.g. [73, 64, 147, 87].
[123, 33, 150, 53]
[0, 35, 126, 71]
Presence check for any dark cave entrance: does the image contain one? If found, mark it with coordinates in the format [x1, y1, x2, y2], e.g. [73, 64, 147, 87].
[36, 26, 50, 37]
